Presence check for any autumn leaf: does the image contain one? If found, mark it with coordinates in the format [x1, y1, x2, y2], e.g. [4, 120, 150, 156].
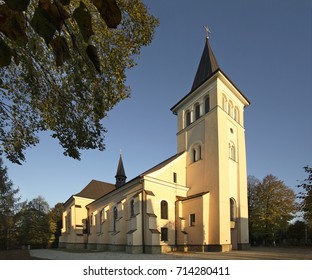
[92, 0, 122, 28]
[73, 1, 94, 42]
[3, 0, 30, 12]
[86, 44, 101, 73]
[0, 4, 27, 45]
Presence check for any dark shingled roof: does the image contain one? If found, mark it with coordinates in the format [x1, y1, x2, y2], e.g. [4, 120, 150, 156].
[191, 38, 220, 92]
[115, 154, 126, 178]
[171, 38, 250, 113]
[74, 179, 115, 199]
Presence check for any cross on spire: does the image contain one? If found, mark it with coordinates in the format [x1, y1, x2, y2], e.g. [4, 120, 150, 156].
[204, 26, 211, 40]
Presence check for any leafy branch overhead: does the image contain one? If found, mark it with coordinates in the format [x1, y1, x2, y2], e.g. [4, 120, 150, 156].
[1, 0, 121, 68]
[0, 0, 159, 163]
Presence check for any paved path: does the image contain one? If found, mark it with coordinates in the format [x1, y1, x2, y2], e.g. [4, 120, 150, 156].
[30, 246, 312, 260]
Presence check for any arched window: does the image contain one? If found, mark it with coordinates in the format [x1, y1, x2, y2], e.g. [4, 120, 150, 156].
[90, 212, 94, 226]
[130, 199, 135, 218]
[230, 198, 237, 221]
[228, 100, 234, 117]
[160, 200, 168, 219]
[229, 142, 236, 161]
[195, 103, 200, 120]
[100, 209, 105, 224]
[222, 95, 227, 111]
[234, 107, 239, 123]
[205, 96, 210, 114]
[66, 211, 71, 233]
[192, 148, 196, 162]
[192, 144, 202, 163]
[161, 227, 168, 241]
[113, 207, 118, 232]
[185, 110, 191, 127]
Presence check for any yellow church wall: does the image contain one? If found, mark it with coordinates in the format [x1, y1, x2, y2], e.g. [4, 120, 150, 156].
[215, 109, 230, 246]
[236, 130, 249, 246]
[175, 193, 210, 250]
[145, 152, 187, 188]
[59, 196, 94, 248]
[86, 178, 143, 250]
[127, 193, 143, 247]
[144, 182, 176, 247]
[214, 74, 249, 249]
[142, 153, 188, 250]
[175, 79, 218, 155]
[186, 159, 204, 195]
[183, 197, 204, 245]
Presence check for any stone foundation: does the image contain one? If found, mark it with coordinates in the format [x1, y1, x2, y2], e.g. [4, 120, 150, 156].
[237, 243, 250, 250]
[59, 242, 249, 253]
[126, 245, 143, 254]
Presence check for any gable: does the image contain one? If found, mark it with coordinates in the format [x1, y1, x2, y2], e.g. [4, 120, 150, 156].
[142, 152, 187, 187]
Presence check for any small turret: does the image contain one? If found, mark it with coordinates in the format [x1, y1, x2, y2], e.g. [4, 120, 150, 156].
[115, 152, 126, 188]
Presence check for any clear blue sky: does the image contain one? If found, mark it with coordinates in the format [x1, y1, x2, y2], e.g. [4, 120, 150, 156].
[3, 0, 312, 208]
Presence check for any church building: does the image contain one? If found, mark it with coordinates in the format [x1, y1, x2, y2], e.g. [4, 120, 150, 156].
[59, 35, 250, 253]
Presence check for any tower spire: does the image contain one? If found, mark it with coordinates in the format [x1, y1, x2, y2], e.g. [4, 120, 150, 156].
[191, 29, 220, 92]
[115, 151, 126, 188]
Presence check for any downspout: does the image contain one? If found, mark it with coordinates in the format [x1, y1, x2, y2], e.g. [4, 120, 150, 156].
[175, 200, 178, 250]
[85, 205, 89, 249]
[141, 180, 145, 253]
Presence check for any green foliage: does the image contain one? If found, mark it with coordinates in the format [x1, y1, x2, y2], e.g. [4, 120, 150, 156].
[248, 174, 298, 245]
[0, 158, 65, 248]
[49, 202, 64, 247]
[286, 220, 309, 243]
[297, 166, 312, 227]
[0, 0, 159, 164]
[0, 157, 19, 249]
[15, 196, 51, 248]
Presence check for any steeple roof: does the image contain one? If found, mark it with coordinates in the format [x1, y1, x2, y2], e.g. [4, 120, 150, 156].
[115, 154, 126, 178]
[115, 153, 126, 188]
[191, 38, 220, 92]
[171, 36, 250, 114]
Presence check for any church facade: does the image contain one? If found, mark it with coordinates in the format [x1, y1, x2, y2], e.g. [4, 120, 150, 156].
[59, 37, 250, 253]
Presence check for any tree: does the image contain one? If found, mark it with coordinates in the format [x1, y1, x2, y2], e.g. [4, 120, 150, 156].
[247, 175, 260, 243]
[248, 174, 298, 245]
[49, 202, 64, 247]
[0, 157, 20, 249]
[297, 166, 312, 227]
[0, 0, 159, 164]
[15, 196, 51, 248]
[286, 220, 309, 244]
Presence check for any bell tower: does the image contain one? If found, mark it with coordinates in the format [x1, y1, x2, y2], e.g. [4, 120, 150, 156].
[171, 33, 250, 251]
